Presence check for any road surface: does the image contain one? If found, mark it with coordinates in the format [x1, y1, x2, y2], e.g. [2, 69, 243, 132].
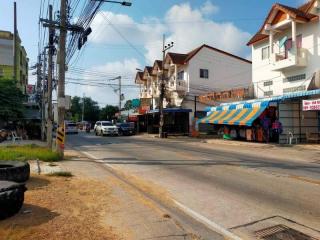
[67, 133, 320, 239]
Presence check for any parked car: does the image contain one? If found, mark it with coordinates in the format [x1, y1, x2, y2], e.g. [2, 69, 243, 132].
[94, 121, 118, 136]
[116, 122, 135, 136]
[65, 122, 78, 134]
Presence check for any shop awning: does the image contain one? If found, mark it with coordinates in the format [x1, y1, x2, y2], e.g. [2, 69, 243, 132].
[198, 101, 270, 126]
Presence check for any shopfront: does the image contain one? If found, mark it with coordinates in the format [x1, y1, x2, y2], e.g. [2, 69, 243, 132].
[198, 89, 320, 144]
[147, 108, 191, 135]
[198, 101, 281, 142]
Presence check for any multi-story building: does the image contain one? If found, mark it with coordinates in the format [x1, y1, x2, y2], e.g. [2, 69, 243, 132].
[0, 30, 28, 93]
[247, 0, 320, 98]
[163, 44, 252, 121]
[211, 0, 320, 143]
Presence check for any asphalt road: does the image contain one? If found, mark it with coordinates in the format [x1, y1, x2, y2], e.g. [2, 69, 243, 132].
[67, 132, 320, 239]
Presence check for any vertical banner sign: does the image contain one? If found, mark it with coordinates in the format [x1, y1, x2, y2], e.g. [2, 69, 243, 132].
[302, 99, 320, 111]
[56, 124, 65, 149]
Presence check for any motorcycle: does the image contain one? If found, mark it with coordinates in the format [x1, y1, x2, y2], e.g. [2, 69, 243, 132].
[85, 124, 91, 133]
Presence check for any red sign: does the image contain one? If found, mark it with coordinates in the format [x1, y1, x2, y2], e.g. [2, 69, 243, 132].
[128, 115, 138, 122]
[138, 106, 149, 114]
[303, 99, 320, 111]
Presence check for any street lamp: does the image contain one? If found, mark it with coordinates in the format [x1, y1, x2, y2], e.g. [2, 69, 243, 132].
[91, 0, 132, 6]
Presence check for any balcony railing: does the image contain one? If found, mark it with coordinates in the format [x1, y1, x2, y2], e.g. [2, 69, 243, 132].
[168, 78, 187, 92]
[271, 47, 307, 71]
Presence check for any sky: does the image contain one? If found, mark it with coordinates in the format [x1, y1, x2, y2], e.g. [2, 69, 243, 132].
[0, 0, 307, 107]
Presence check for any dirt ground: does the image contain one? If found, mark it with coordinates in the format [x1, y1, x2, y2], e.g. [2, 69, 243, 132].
[0, 174, 120, 240]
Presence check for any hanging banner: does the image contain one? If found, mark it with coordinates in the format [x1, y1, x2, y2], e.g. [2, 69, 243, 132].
[303, 99, 320, 111]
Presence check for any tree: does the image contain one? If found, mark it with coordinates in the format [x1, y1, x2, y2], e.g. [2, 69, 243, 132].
[69, 96, 100, 122]
[0, 79, 25, 121]
[124, 100, 133, 110]
[100, 105, 119, 120]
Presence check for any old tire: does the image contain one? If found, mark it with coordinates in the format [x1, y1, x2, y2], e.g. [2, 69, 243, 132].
[0, 181, 27, 220]
[0, 161, 30, 183]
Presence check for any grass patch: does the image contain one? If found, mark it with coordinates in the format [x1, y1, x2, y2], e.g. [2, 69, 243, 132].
[0, 144, 61, 162]
[47, 171, 73, 177]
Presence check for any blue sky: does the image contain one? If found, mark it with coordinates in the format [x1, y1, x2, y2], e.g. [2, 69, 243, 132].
[0, 0, 306, 106]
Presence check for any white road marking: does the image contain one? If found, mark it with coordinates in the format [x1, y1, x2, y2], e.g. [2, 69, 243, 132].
[173, 200, 243, 240]
[81, 151, 116, 169]
[81, 149, 242, 240]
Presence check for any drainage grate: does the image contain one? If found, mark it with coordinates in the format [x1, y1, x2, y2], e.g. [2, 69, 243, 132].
[255, 224, 318, 240]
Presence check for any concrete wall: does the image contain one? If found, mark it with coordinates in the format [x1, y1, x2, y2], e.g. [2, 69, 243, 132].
[252, 19, 320, 98]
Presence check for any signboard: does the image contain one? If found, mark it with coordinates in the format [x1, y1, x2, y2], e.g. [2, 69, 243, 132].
[303, 99, 320, 111]
[132, 99, 140, 108]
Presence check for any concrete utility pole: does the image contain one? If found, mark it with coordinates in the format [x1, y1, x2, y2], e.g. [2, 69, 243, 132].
[57, 0, 67, 157]
[41, 51, 47, 141]
[13, 2, 17, 82]
[46, 4, 54, 149]
[159, 35, 174, 138]
[119, 76, 122, 113]
[82, 93, 85, 122]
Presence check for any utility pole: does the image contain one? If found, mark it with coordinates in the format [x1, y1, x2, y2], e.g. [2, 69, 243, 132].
[56, 0, 67, 157]
[82, 93, 85, 122]
[159, 35, 174, 138]
[41, 51, 47, 141]
[46, 4, 54, 149]
[13, 2, 17, 82]
[119, 76, 122, 113]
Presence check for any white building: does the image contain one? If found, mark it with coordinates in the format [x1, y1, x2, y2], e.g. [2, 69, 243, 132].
[248, 0, 320, 98]
[163, 44, 252, 121]
[247, 0, 320, 143]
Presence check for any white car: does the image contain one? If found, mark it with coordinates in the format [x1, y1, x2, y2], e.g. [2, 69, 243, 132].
[94, 121, 118, 136]
[65, 122, 78, 134]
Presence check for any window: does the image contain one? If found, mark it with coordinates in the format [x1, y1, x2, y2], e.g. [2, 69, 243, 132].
[102, 122, 113, 126]
[200, 69, 209, 79]
[177, 71, 184, 80]
[263, 80, 273, 87]
[283, 73, 306, 83]
[264, 91, 273, 96]
[283, 85, 306, 93]
[262, 46, 270, 60]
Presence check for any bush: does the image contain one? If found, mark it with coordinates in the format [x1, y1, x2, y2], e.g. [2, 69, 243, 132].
[0, 145, 61, 162]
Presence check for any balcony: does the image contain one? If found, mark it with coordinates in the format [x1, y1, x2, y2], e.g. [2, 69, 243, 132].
[168, 77, 187, 92]
[139, 90, 150, 99]
[271, 47, 307, 71]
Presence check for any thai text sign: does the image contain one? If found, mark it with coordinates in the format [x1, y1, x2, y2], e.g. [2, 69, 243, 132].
[303, 99, 320, 111]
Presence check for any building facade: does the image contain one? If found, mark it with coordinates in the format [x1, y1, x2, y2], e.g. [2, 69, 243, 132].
[247, 0, 320, 98]
[135, 44, 252, 125]
[0, 30, 28, 93]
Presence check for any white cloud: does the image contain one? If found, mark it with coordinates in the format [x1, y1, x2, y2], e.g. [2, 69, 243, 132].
[79, 2, 251, 105]
[66, 58, 141, 106]
[88, 2, 251, 64]
[200, 0, 219, 15]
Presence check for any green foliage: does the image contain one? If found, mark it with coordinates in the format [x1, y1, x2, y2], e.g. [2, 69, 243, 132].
[124, 100, 133, 110]
[0, 79, 25, 121]
[69, 96, 100, 122]
[100, 105, 119, 120]
[0, 144, 61, 162]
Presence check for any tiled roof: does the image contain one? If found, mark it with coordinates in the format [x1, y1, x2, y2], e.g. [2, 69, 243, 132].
[298, 0, 316, 12]
[135, 71, 145, 83]
[166, 44, 251, 65]
[144, 66, 153, 75]
[247, 0, 319, 46]
[153, 60, 163, 70]
[166, 52, 188, 65]
[184, 44, 251, 64]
